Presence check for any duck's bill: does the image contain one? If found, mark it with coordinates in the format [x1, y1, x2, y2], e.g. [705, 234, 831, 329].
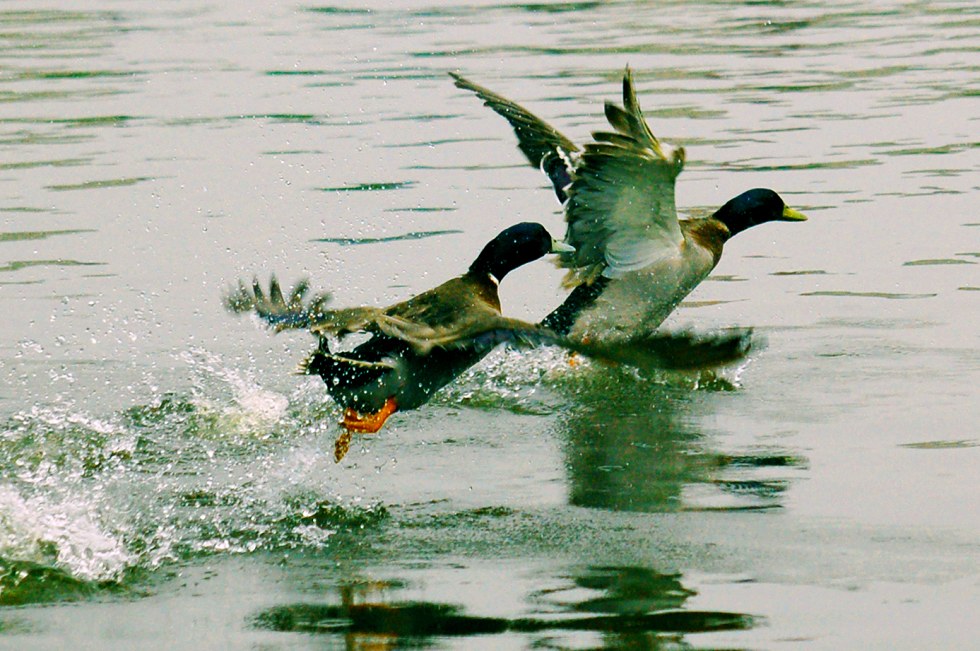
[781, 206, 808, 221]
[550, 239, 576, 253]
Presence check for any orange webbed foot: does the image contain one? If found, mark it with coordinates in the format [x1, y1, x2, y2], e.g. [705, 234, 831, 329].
[334, 398, 398, 463]
[342, 397, 398, 434]
[334, 430, 352, 463]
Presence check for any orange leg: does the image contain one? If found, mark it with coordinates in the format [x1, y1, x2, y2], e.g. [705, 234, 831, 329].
[342, 397, 398, 433]
[334, 398, 398, 463]
[333, 430, 352, 463]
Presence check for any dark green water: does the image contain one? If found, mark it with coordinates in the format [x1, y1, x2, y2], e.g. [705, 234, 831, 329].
[1, 2, 977, 649]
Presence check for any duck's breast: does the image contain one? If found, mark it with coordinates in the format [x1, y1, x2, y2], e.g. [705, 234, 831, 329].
[568, 244, 716, 341]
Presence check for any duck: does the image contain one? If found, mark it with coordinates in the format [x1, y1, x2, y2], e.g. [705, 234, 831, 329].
[227, 222, 575, 462]
[450, 67, 808, 345]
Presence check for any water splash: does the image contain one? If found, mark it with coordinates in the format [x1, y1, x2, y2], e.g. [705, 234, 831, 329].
[437, 347, 570, 415]
[0, 485, 133, 583]
[0, 350, 386, 597]
[0, 339, 754, 596]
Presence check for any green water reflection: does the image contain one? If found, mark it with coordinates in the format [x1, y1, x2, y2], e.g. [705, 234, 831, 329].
[253, 564, 753, 649]
[557, 368, 800, 513]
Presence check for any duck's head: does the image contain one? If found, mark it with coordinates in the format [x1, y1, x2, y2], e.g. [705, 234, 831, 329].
[469, 222, 574, 282]
[713, 188, 807, 238]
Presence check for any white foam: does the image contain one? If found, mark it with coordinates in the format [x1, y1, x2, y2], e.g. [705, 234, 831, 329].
[0, 485, 133, 582]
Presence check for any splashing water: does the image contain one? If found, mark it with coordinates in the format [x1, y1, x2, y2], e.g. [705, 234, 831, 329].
[0, 348, 386, 594]
[0, 485, 133, 583]
[0, 338, 747, 596]
[178, 347, 292, 435]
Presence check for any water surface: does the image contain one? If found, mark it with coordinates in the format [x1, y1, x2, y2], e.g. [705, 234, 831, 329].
[1, 1, 978, 649]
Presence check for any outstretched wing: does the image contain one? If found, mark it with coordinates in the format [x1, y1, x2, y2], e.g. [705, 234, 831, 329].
[356, 313, 556, 356]
[450, 71, 579, 202]
[566, 327, 757, 372]
[226, 277, 747, 371]
[227, 276, 391, 336]
[225, 276, 332, 331]
[228, 277, 558, 355]
[448, 323, 757, 372]
[563, 67, 686, 285]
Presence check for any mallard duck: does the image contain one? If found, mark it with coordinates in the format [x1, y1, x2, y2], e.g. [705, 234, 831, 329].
[451, 68, 808, 343]
[227, 222, 575, 461]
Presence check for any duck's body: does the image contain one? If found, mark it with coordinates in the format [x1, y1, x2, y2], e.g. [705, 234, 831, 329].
[570, 251, 716, 342]
[451, 69, 807, 342]
[228, 222, 573, 460]
[561, 199, 781, 343]
[300, 272, 514, 416]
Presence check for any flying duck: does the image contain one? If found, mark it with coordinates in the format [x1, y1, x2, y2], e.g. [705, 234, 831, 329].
[450, 68, 808, 345]
[228, 222, 576, 461]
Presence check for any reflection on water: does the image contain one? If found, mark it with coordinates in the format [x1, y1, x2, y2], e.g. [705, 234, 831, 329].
[556, 365, 802, 513]
[253, 565, 754, 649]
[538, 566, 693, 615]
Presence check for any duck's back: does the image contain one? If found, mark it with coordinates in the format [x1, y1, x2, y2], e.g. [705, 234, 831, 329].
[386, 274, 501, 327]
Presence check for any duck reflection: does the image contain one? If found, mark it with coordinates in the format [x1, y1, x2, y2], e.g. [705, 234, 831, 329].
[532, 564, 753, 650]
[555, 365, 799, 513]
[537, 565, 694, 615]
[253, 566, 753, 649]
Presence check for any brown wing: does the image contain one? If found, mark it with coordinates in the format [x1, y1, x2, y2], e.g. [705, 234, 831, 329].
[349, 275, 517, 353]
[232, 275, 556, 355]
[451, 71, 579, 202]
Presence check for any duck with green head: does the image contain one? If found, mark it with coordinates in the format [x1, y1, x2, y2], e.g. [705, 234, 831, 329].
[227, 222, 573, 461]
[451, 68, 808, 345]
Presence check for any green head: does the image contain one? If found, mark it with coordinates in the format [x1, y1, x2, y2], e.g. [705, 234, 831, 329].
[713, 188, 807, 237]
[469, 222, 573, 281]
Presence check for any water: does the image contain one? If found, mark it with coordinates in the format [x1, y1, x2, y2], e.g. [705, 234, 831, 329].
[1, 1, 978, 648]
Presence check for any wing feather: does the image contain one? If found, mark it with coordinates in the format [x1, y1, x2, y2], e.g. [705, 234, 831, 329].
[566, 327, 756, 372]
[450, 71, 578, 202]
[225, 276, 331, 331]
[228, 277, 750, 371]
[562, 67, 686, 285]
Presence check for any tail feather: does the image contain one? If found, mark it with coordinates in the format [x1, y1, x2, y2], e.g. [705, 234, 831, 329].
[539, 277, 610, 335]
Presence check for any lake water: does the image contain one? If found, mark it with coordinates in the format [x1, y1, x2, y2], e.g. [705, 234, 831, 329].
[1, 1, 978, 648]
